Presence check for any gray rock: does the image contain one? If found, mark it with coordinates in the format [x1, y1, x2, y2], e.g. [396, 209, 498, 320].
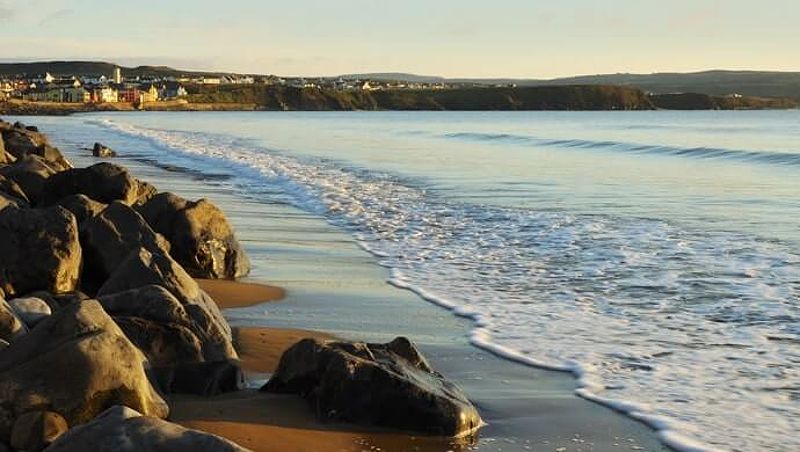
[7, 297, 52, 327]
[44, 406, 249, 452]
[0, 300, 169, 442]
[41, 163, 156, 207]
[56, 194, 106, 225]
[98, 285, 242, 395]
[0, 127, 71, 171]
[0, 206, 82, 297]
[0, 155, 59, 204]
[10, 411, 68, 452]
[80, 202, 171, 289]
[263, 336, 483, 437]
[136, 192, 250, 279]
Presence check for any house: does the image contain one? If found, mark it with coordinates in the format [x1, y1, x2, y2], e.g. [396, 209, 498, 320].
[140, 84, 159, 103]
[201, 77, 221, 85]
[91, 86, 119, 103]
[64, 87, 90, 103]
[161, 82, 187, 99]
[24, 87, 63, 102]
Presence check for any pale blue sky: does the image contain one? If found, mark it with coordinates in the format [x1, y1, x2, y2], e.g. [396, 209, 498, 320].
[0, 0, 797, 78]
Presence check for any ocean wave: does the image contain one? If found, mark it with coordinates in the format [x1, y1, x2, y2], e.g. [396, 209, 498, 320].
[93, 117, 800, 452]
[443, 131, 800, 166]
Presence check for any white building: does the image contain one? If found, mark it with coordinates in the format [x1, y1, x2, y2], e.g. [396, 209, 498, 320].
[113, 67, 123, 84]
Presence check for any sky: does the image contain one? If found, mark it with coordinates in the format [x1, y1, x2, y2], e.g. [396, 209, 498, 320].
[0, 0, 798, 78]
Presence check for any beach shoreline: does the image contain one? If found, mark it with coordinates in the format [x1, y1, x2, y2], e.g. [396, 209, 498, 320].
[3, 114, 673, 452]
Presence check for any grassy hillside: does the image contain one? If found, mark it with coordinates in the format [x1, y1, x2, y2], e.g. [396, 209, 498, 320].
[185, 85, 655, 111]
[0, 61, 220, 78]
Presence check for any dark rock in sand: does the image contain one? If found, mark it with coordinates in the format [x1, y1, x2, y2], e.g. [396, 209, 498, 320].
[92, 142, 117, 158]
[0, 155, 60, 204]
[41, 163, 156, 207]
[97, 248, 239, 395]
[136, 192, 251, 279]
[44, 406, 248, 452]
[0, 300, 169, 442]
[56, 194, 106, 224]
[80, 202, 171, 288]
[0, 206, 82, 297]
[0, 298, 27, 343]
[10, 411, 68, 452]
[262, 336, 483, 437]
[98, 284, 241, 395]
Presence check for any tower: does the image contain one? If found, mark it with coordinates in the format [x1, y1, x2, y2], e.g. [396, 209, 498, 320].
[113, 67, 123, 84]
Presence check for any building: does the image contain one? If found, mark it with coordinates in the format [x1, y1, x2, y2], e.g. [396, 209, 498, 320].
[63, 87, 91, 103]
[140, 84, 159, 103]
[91, 86, 119, 103]
[161, 82, 188, 99]
[113, 67, 123, 84]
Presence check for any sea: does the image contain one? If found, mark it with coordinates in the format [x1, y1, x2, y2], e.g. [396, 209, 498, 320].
[16, 110, 800, 451]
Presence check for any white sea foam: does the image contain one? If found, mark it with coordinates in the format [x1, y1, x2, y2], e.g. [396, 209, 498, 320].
[93, 117, 800, 452]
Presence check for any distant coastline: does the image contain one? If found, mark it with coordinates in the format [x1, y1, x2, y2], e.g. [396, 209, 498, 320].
[1, 85, 797, 116]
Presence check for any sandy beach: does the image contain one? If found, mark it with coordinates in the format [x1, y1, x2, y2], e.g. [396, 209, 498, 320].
[174, 282, 468, 452]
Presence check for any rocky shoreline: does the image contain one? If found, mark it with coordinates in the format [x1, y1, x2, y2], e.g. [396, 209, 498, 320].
[0, 119, 481, 451]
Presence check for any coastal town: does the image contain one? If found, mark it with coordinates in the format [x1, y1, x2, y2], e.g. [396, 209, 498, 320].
[0, 66, 459, 106]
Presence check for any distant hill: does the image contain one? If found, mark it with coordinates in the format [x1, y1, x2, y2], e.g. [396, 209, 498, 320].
[0, 61, 224, 78]
[347, 70, 800, 99]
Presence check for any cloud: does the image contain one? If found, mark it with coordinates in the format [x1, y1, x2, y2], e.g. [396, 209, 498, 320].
[38, 8, 73, 26]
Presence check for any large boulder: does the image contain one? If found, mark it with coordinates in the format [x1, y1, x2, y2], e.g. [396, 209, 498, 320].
[0, 134, 15, 166]
[97, 248, 238, 395]
[0, 206, 81, 297]
[0, 298, 26, 343]
[56, 194, 106, 225]
[0, 127, 71, 171]
[0, 174, 29, 204]
[44, 406, 248, 452]
[98, 285, 241, 395]
[40, 163, 156, 207]
[80, 202, 170, 289]
[0, 300, 169, 442]
[263, 337, 483, 437]
[136, 192, 250, 279]
[0, 155, 59, 204]
[10, 411, 68, 452]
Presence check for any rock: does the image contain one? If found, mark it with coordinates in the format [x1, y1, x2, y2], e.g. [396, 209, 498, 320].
[91, 142, 117, 158]
[56, 194, 106, 224]
[0, 339, 8, 352]
[0, 206, 81, 297]
[263, 336, 482, 437]
[0, 298, 26, 343]
[44, 406, 248, 452]
[0, 174, 29, 204]
[98, 247, 232, 337]
[10, 411, 68, 452]
[0, 300, 169, 442]
[7, 297, 52, 327]
[41, 163, 156, 207]
[0, 134, 15, 166]
[98, 285, 241, 395]
[80, 202, 171, 289]
[136, 192, 250, 279]
[0, 128, 71, 171]
[0, 155, 59, 204]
